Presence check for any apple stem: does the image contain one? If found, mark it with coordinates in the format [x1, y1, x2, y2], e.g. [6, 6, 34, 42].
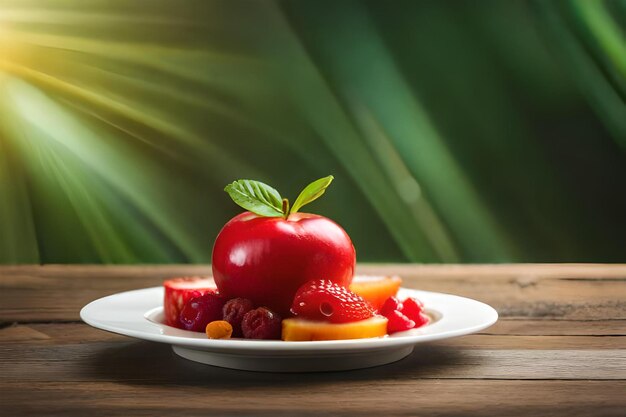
[282, 198, 290, 218]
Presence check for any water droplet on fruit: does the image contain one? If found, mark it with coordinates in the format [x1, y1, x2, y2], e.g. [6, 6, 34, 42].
[320, 302, 334, 317]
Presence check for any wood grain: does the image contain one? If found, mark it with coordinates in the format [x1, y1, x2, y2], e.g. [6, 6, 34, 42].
[483, 319, 626, 336]
[1, 380, 624, 417]
[1, 264, 625, 322]
[1, 381, 625, 417]
[0, 264, 624, 416]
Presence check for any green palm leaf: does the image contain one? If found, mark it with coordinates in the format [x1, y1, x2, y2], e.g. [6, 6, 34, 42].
[0, 0, 624, 263]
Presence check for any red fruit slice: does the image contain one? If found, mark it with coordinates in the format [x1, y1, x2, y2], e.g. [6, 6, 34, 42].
[291, 279, 375, 324]
[163, 277, 216, 328]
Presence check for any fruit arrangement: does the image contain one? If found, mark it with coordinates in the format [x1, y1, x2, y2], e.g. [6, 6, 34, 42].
[163, 277, 216, 327]
[162, 176, 429, 340]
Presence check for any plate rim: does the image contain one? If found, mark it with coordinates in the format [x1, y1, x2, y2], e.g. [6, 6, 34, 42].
[80, 286, 498, 352]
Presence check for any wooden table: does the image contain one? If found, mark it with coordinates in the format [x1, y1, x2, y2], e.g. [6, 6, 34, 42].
[1, 264, 625, 416]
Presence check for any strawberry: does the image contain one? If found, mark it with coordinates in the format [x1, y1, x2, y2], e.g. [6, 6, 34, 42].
[163, 277, 216, 328]
[290, 279, 375, 323]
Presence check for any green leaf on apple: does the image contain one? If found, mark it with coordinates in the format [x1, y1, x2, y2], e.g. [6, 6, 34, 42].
[224, 179, 284, 217]
[289, 175, 334, 215]
[224, 175, 334, 218]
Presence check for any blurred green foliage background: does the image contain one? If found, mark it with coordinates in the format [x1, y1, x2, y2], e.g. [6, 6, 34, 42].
[0, 0, 624, 264]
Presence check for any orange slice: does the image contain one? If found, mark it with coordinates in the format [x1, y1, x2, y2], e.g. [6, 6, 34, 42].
[349, 276, 402, 311]
[282, 316, 388, 341]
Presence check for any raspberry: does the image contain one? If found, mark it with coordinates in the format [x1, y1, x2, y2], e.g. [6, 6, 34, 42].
[222, 298, 254, 337]
[386, 310, 416, 333]
[401, 297, 424, 322]
[290, 279, 375, 324]
[413, 312, 430, 328]
[241, 307, 282, 340]
[179, 293, 226, 332]
[380, 296, 402, 316]
[379, 296, 428, 332]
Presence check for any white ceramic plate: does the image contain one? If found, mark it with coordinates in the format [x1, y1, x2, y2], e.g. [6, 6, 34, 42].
[80, 284, 497, 372]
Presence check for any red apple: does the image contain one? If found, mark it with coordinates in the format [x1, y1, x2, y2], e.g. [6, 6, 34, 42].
[212, 211, 356, 316]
